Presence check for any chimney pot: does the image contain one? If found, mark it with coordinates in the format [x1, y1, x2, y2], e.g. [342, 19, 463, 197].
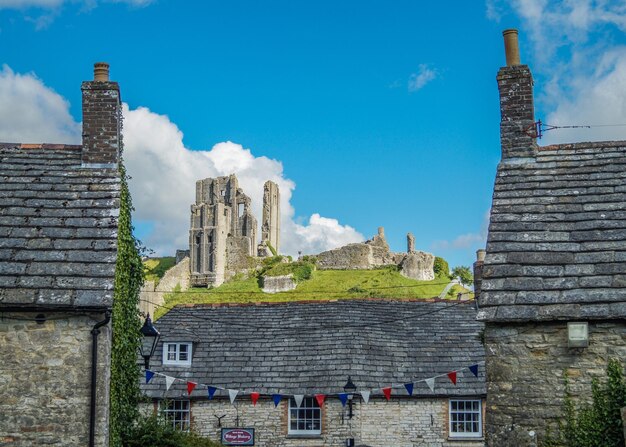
[93, 62, 110, 82]
[502, 29, 521, 66]
[476, 249, 486, 262]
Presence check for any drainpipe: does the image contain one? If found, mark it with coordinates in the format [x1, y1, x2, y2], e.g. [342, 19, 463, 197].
[90, 311, 111, 447]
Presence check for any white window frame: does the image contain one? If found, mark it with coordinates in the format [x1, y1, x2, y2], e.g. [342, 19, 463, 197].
[162, 342, 192, 366]
[159, 399, 190, 431]
[288, 397, 322, 436]
[449, 399, 482, 438]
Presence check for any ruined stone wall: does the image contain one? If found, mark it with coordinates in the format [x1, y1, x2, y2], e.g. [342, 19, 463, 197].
[399, 251, 435, 281]
[484, 321, 626, 446]
[261, 181, 280, 254]
[0, 312, 111, 446]
[226, 237, 252, 281]
[142, 398, 484, 447]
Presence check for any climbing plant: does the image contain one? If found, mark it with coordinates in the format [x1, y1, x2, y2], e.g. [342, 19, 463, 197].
[109, 160, 144, 447]
[541, 358, 626, 447]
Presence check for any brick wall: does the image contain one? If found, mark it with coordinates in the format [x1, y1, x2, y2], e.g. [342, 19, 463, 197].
[0, 312, 111, 446]
[484, 321, 626, 446]
[143, 397, 486, 447]
[81, 81, 121, 167]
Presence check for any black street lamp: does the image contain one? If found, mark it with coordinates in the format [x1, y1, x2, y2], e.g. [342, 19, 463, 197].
[139, 314, 160, 369]
[344, 376, 357, 419]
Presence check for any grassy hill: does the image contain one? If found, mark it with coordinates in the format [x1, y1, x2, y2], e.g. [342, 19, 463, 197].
[143, 257, 176, 284]
[152, 262, 470, 319]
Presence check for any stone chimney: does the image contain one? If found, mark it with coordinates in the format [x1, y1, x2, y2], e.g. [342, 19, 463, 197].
[497, 29, 536, 160]
[473, 249, 485, 301]
[81, 62, 121, 168]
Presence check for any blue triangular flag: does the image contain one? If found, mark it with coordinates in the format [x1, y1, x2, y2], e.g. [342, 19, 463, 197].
[272, 394, 282, 407]
[207, 387, 217, 400]
[145, 370, 155, 384]
[404, 383, 414, 396]
[338, 393, 348, 407]
[469, 364, 479, 377]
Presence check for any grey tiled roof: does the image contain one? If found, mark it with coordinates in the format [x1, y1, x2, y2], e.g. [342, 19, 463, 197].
[479, 141, 626, 322]
[0, 143, 120, 308]
[141, 299, 485, 399]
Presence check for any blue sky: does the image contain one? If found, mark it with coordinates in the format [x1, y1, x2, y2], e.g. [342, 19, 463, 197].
[1, 0, 626, 269]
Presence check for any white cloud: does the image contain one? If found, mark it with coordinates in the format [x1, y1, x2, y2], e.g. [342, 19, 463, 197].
[0, 65, 80, 143]
[490, 0, 626, 144]
[408, 64, 437, 92]
[0, 65, 364, 257]
[122, 105, 364, 256]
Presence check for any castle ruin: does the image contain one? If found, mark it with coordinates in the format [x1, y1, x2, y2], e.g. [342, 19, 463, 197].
[190, 174, 280, 287]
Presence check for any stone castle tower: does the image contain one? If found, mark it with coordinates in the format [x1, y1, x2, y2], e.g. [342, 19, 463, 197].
[261, 180, 280, 254]
[190, 174, 280, 287]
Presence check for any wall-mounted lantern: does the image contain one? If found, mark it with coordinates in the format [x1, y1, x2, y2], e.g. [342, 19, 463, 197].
[344, 376, 357, 419]
[567, 322, 588, 348]
[139, 314, 160, 369]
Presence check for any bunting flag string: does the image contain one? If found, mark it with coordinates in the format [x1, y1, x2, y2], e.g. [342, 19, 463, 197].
[338, 393, 348, 407]
[293, 394, 304, 408]
[228, 389, 239, 404]
[272, 394, 282, 407]
[360, 390, 370, 404]
[425, 377, 435, 392]
[207, 386, 217, 400]
[469, 364, 479, 377]
[145, 361, 483, 404]
[187, 381, 197, 396]
[314, 394, 325, 407]
[382, 387, 392, 401]
[404, 383, 414, 396]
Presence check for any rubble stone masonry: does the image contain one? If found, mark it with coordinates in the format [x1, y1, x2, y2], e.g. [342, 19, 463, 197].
[484, 321, 626, 446]
[144, 398, 485, 447]
[0, 313, 111, 446]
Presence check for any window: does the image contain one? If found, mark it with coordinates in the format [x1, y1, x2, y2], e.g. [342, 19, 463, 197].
[288, 397, 321, 436]
[160, 400, 190, 431]
[163, 342, 192, 366]
[449, 399, 482, 438]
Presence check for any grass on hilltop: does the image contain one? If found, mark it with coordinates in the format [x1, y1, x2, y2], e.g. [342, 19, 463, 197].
[154, 265, 470, 320]
[143, 257, 176, 284]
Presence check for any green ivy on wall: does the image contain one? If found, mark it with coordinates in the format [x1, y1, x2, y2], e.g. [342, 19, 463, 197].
[109, 160, 144, 447]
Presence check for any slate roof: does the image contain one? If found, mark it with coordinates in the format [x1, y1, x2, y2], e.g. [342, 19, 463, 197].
[0, 143, 120, 309]
[478, 141, 626, 322]
[141, 299, 485, 398]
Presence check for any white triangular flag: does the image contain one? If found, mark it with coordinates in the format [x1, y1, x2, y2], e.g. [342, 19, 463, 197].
[165, 376, 176, 391]
[425, 378, 435, 392]
[294, 394, 304, 408]
[360, 390, 370, 404]
[228, 389, 239, 404]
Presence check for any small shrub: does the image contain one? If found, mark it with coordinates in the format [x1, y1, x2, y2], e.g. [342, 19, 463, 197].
[124, 414, 221, 447]
[348, 285, 367, 294]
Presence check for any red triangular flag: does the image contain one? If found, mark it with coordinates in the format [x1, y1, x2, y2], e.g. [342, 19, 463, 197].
[250, 392, 260, 406]
[187, 381, 197, 395]
[382, 387, 392, 401]
[447, 372, 457, 385]
[315, 394, 325, 407]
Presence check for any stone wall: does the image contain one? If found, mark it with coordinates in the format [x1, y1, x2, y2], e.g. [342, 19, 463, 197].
[0, 312, 111, 446]
[399, 252, 435, 281]
[484, 321, 626, 446]
[142, 398, 484, 447]
[140, 258, 190, 317]
[261, 274, 296, 293]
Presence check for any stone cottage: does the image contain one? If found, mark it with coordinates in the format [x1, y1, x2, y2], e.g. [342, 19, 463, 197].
[0, 63, 122, 446]
[477, 30, 626, 446]
[141, 299, 485, 446]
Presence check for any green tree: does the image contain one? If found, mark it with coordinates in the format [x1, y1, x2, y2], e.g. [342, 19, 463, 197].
[433, 257, 450, 278]
[109, 162, 144, 447]
[451, 266, 473, 287]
